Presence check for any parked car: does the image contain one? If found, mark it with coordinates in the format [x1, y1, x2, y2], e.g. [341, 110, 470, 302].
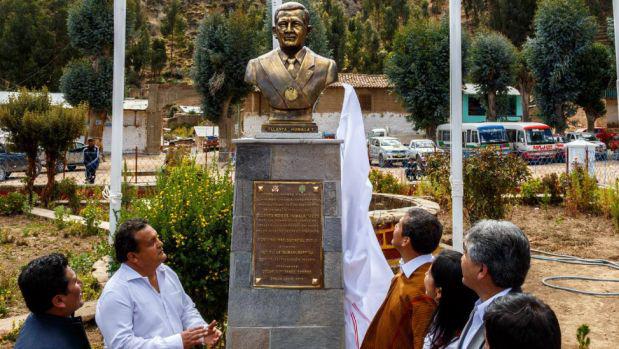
[565, 132, 607, 160]
[407, 139, 442, 161]
[368, 136, 409, 167]
[576, 127, 616, 144]
[40, 141, 87, 172]
[367, 128, 388, 139]
[609, 135, 619, 152]
[202, 136, 220, 152]
[0, 144, 42, 181]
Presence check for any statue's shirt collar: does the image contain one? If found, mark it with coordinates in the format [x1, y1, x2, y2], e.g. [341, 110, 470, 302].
[278, 47, 307, 65]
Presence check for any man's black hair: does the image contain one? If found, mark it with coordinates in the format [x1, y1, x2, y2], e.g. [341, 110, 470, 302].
[401, 207, 443, 254]
[484, 293, 561, 349]
[114, 218, 149, 263]
[18, 253, 70, 314]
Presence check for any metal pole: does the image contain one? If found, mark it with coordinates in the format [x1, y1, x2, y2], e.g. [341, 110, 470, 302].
[109, 0, 126, 243]
[135, 146, 138, 184]
[613, 0, 619, 125]
[449, 0, 464, 252]
[271, 0, 282, 49]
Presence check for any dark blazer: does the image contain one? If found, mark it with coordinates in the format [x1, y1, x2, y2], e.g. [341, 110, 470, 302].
[14, 313, 91, 349]
[456, 288, 521, 349]
[245, 47, 338, 112]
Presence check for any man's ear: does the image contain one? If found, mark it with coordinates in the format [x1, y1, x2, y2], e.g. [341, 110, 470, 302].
[272, 26, 277, 37]
[401, 236, 411, 249]
[435, 287, 442, 302]
[306, 25, 313, 34]
[127, 251, 138, 263]
[51, 294, 66, 309]
[478, 263, 489, 281]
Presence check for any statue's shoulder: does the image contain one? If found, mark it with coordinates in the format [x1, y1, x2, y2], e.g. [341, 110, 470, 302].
[306, 48, 336, 68]
[252, 49, 279, 63]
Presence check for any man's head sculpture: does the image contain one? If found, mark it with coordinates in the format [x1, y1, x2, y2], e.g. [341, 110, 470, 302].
[245, 2, 338, 134]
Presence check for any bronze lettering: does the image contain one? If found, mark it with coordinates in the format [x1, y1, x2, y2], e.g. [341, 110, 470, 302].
[253, 181, 323, 288]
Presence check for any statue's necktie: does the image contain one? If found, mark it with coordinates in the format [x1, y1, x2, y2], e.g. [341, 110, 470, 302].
[287, 58, 297, 78]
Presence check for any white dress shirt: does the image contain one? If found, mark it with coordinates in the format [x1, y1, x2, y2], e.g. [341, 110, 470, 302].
[399, 253, 434, 278]
[96, 263, 207, 349]
[458, 288, 512, 349]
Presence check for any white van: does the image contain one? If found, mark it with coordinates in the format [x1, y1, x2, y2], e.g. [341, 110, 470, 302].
[436, 123, 511, 156]
[499, 122, 558, 162]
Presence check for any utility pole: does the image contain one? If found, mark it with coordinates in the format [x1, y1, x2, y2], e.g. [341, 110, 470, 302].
[109, 0, 126, 242]
[449, 0, 464, 252]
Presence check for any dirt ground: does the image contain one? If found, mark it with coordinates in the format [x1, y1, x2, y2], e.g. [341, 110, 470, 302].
[2, 205, 618, 348]
[440, 205, 619, 348]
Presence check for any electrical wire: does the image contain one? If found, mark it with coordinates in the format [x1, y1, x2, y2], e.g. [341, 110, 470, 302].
[531, 249, 619, 296]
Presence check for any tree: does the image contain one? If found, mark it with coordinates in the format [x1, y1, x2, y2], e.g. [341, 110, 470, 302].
[468, 31, 517, 121]
[385, 19, 451, 138]
[193, 10, 260, 159]
[527, 0, 597, 132]
[487, 0, 537, 47]
[0, 0, 74, 90]
[61, 0, 114, 151]
[151, 38, 167, 78]
[360, 20, 383, 73]
[515, 48, 535, 121]
[322, 0, 347, 68]
[38, 105, 86, 204]
[574, 43, 613, 131]
[344, 15, 364, 72]
[161, 0, 187, 74]
[0, 90, 48, 201]
[126, 0, 151, 86]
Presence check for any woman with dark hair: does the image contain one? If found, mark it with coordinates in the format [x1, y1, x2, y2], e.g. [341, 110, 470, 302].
[423, 250, 478, 349]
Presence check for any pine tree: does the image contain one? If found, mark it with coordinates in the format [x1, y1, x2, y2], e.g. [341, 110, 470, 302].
[60, 0, 114, 150]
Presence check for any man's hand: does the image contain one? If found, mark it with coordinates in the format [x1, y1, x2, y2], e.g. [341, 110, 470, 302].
[181, 326, 209, 349]
[204, 320, 222, 347]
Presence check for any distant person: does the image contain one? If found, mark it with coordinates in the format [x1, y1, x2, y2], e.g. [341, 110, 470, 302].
[83, 138, 99, 184]
[456, 220, 531, 349]
[15, 253, 90, 349]
[484, 293, 561, 349]
[423, 250, 477, 349]
[362, 208, 442, 349]
[96, 218, 222, 348]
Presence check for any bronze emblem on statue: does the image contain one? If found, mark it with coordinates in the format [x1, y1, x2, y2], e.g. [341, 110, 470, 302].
[245, 2, 338, 133]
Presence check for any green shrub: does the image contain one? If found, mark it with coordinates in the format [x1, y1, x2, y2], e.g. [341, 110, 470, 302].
[577, 324, 591, 349]
[125, 160, 233, 324]
[369, 169, 411, 195]
[54, 205, 70, 230]
[426, 148, 530, 222]
[520, 178, 543, 205]
[541, 173, 563, 204]
[80, 199, 104, 236]
[0, 192, 29, 215]
[0, 270, 18, 319]
[564, 164, 599, 215]
[54, 178, 80, 213]
[598, 181, 619, 231]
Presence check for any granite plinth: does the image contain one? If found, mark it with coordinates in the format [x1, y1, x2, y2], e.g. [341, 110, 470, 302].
[227, 138, 344, 349]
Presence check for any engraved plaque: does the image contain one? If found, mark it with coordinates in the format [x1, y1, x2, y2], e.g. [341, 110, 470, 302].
[253, 181, 323, 288]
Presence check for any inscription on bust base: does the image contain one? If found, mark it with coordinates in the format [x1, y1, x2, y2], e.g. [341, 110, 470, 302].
[253, 181, 323, 288]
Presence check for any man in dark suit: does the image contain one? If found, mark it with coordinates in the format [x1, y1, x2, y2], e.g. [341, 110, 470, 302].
[245, 1, 337, 132]
[456, 220, 531, 349]
[15, 253, 90, 349]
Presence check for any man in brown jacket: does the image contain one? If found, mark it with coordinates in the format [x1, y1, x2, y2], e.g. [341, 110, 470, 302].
[361, 208, 442, 349]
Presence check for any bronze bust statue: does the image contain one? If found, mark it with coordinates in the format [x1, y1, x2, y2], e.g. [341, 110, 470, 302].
[245, 2, 338, 133]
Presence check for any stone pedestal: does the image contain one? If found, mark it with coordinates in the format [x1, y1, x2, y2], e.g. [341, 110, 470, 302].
[227, 138, 344, 349]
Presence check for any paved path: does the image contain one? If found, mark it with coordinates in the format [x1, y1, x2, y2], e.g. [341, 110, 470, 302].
[30, 207, 109, 231]
[0, 301, 97, 336]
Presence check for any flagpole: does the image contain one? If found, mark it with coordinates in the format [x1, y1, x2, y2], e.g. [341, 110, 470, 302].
[613, 0, 619, 125]
[449, 0, 464, 252]
[109, 0, 126, 242]
[271, 0, 282, 49]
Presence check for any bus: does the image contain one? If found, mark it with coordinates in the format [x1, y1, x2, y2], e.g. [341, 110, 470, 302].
[436, 123, 511, 156]
[499, 122, 558, 163]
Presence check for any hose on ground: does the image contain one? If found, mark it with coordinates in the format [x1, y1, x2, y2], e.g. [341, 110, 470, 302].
[531, 249, 619, 297]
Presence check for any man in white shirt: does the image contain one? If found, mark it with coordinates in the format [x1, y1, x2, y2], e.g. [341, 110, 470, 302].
[456, 220, 531, 349]
[96, 218, 222, 349]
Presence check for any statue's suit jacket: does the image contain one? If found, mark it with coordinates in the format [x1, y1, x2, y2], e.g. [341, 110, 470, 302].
[245, 48, 338, 112]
